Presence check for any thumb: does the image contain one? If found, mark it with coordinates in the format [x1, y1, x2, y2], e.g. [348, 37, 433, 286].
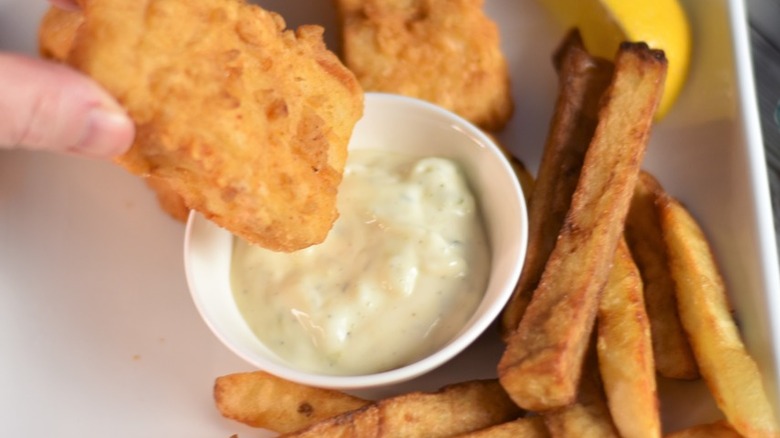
[0, 53, 134, 159]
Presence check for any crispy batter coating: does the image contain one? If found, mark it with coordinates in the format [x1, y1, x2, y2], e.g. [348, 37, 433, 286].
[65, 0, 363, 251]
[145, 176, 190, 223]
[38, 7, 83, 61]
[39, 6, 192, 224]
[334, 0, 512, 131]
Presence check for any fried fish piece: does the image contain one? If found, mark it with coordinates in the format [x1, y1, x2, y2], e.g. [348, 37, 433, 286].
[65, 0, 363, 251]
[39, 6, 192, 224]
[38, 6, 83, 61]
[334, 0, 512, 131]
[145, 176, 190, 223]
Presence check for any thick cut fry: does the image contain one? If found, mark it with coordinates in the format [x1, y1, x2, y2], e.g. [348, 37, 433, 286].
[334, 0, 513, 131]
[543, 350, 620, 438]
[507, 153, 535, 206]
[282, 380, 522, 438]
[498, 42, 667, 411]
[214, 372, 369, 434]
[665, 421, 744, 438]
[453, 417, 550, 438]
[597, 238, 660, 438]
[659, 196, 780, 438]
[625, 171, 698, 379]
[500, 31, 613, 337]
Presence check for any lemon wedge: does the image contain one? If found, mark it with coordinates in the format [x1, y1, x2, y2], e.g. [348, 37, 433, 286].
[537, 0, 691, 119]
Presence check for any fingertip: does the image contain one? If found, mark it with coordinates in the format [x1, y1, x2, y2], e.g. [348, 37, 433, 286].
[67, 107, 135, 159]
[0, 54, 135, 159]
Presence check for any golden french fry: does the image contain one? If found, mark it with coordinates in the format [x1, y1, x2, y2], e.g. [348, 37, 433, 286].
[543, 350, 620, 438]
[283, 380, 522, 438]
[507, 153, 535, 206]
[214, 371, 369, 434]
[453, 416, 549, 438]
[500, 30, 613, 337]
[625, 171, 699, 379]
[659, 196, 780, 438]
[490, 136, 535, 205]
[498, 41, 667, 411]
[665, 420, 743, 438]
[597, 238, 660, 438]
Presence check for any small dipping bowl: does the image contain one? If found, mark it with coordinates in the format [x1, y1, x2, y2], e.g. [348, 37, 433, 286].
[184, 92, 529, 389]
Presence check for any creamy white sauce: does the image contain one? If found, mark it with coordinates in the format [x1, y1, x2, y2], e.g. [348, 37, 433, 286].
[230, 149, 490, 375]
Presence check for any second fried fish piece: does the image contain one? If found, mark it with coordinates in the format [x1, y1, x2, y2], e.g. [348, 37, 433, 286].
[335, 0, 512, 131]
[67, 0, 363, 251]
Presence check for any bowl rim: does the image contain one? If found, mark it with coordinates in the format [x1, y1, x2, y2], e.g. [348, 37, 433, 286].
[184, 92, 528, 389]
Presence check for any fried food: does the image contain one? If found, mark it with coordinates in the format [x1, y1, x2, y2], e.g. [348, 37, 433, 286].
[665, 421, 743, 438]
[214, 371, 369, 434]
[625, 171, 698, 379]
[65, 0, 364, 251]
[500, 30, 613, 337]
[453, 417, 550, 438]
[596, 239, 660, 438]
[40, 7, 189, 223]
[508, 154, 535, 206]
[283, 380, 522, 437]
[498, 42, 667, 411]
[145, 176, 189, 222]
[39, 6, 193, 223]
[658, 195, 780, 437]
[38, 6, 83, 61]
[542, 350, 619, 438]
[333, 0, 512, 131]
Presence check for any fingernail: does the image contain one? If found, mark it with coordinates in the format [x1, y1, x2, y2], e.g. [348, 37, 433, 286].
[71, 107, 135, 158]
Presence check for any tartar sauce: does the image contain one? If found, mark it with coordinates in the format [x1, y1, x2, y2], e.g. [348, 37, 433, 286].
[230, 149, 490, 375]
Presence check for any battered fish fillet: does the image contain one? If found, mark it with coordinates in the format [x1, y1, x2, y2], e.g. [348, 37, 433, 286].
[40, 6, 192, 224]
[334, 0, 512, 131]
[65, 0, 364, 251]
[38, 7, 83, 61]
[145, 176, 191, 223]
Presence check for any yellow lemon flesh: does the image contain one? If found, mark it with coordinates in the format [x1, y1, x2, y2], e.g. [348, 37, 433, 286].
[537, 0, 691, 119]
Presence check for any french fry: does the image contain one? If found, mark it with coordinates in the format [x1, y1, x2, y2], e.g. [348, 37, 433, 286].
[500, 30, 613, 337]
[214, 371, 369, 434]
[658, 196, 780, 438]
[498, 42, 667, 411]
[491, 137, 535, 205]
[507, 153, 535, 206]
[665, 421, 744, 438]
[597, 238, 660, 438]
[452, 416, 549, 438]
[625, 171, 699, 379]
[281, 380, 522, 437]
[543, 349, 620, 438]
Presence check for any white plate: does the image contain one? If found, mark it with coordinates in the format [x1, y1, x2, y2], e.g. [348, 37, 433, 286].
[0, 0, 778, 436]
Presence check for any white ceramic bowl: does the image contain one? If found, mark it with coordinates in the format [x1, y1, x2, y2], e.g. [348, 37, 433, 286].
[184, 92, 528, 389]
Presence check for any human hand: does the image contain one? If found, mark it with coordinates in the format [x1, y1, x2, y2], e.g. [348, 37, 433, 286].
[0, 0, 134, 159]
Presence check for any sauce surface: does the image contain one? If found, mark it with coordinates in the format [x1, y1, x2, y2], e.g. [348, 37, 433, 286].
[231, 149, 490, 375]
